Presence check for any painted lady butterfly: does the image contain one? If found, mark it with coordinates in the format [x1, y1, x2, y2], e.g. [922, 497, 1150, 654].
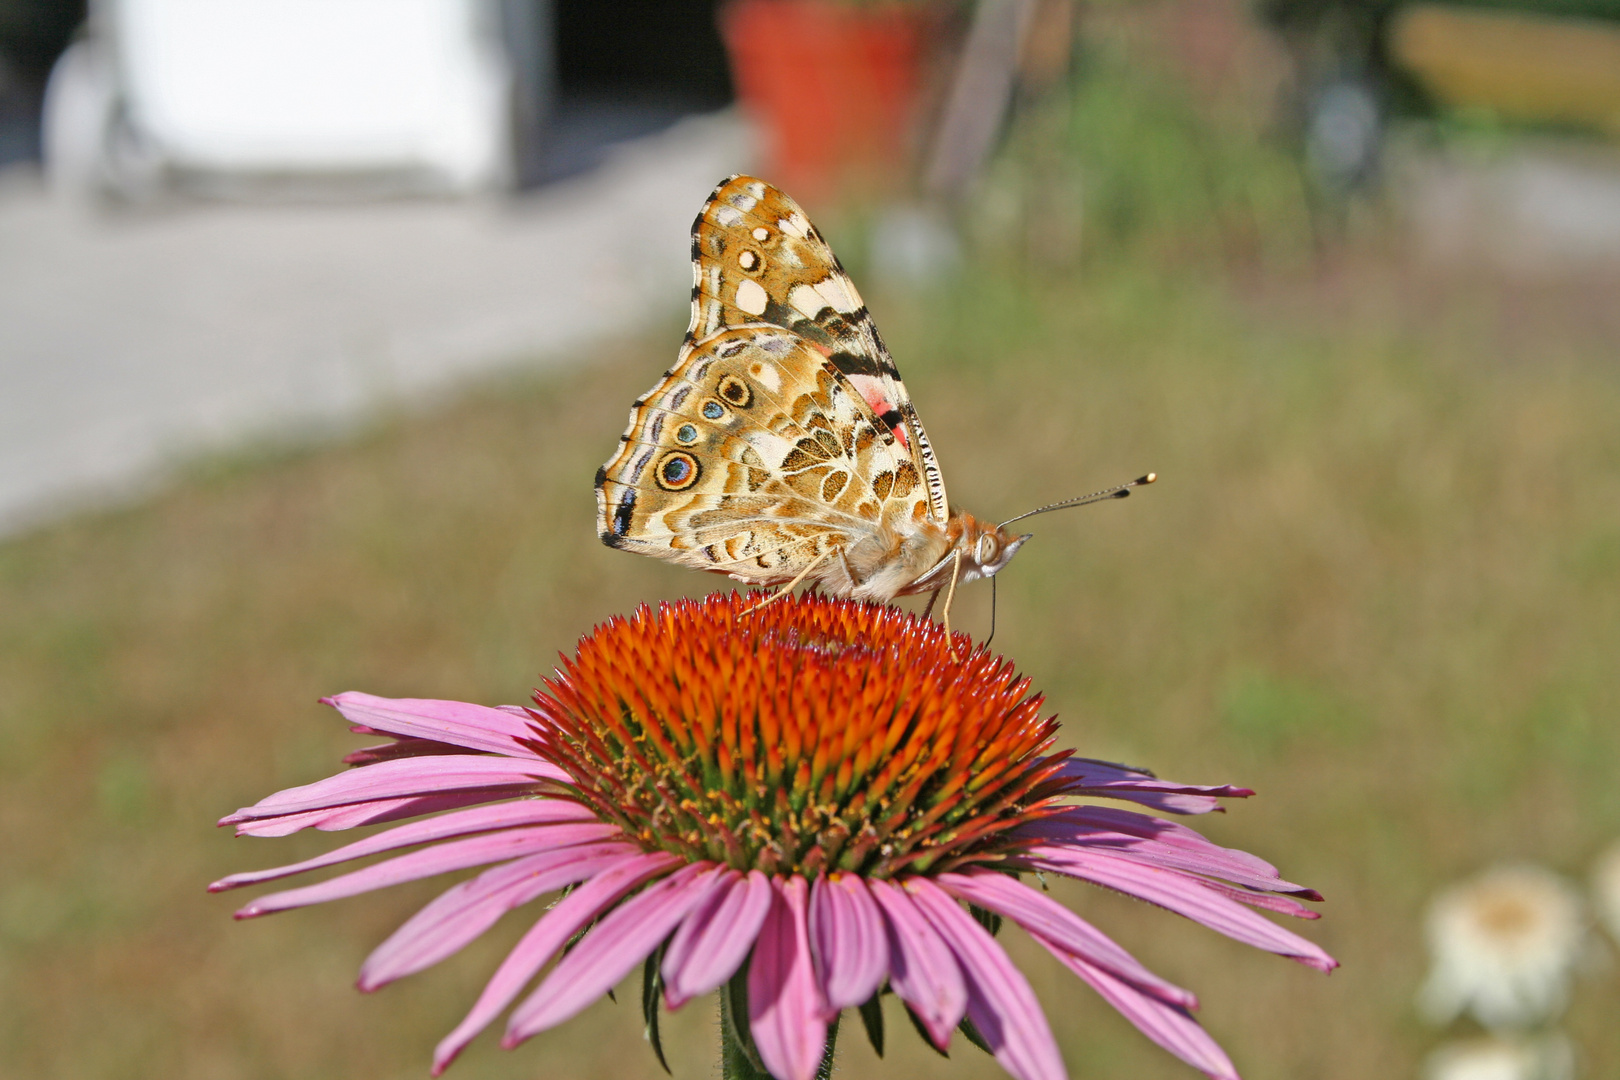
[596, 175, 1150, 631]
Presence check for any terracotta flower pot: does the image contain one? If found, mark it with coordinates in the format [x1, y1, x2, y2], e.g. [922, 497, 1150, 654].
[720, 0, 931, 199]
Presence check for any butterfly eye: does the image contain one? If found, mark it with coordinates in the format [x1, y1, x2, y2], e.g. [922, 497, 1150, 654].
[976, 534, 998, 565]
[675, 424, 698, 445]
[656, 452, 700, 491]
[702, 400, 725, 421]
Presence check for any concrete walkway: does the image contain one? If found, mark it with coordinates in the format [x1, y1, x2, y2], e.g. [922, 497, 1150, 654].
[0, 112, 752, 535]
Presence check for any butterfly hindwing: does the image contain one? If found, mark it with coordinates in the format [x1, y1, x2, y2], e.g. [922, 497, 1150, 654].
[688, 175, 949, 523]
[596, 325, 930, 584]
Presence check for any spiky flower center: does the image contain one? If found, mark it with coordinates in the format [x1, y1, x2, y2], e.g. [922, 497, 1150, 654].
[527, 592, 1067, 878]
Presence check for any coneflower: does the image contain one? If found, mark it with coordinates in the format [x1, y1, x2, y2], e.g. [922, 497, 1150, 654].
[213, 592, 1335, 1080]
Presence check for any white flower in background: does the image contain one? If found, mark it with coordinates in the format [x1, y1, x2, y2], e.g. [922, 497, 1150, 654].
[1424, 1035, 1573, 1080]
[1418, 864, 1584, 1031]
[1592, 841, 1620, 947]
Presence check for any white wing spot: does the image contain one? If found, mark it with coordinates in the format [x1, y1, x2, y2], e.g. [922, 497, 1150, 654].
[814, 274, 862, 313]
[778, 213, 810, 238]
[788, 283, 825, 320]
[730, 193, 759, 212]
[751, 226, 770, 242]
[751, 362, 783, 393]
[735, 278, 769, 316]
[714, 205, 744, 227]
[703, 265, 724, 335]
[739, 250, 758, 270]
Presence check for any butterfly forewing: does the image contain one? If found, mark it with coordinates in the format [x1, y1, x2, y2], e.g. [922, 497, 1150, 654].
[688, 175, 949, 523]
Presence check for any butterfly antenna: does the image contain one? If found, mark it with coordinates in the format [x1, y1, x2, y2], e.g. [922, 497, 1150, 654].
[996, 473, 1157, 530]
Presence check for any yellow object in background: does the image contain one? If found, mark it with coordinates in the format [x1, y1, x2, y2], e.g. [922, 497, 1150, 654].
[1392, 3, 1620, 134]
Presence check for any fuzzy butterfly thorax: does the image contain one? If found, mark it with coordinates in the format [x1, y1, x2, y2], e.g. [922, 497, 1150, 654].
[596, 175, 1028, 610]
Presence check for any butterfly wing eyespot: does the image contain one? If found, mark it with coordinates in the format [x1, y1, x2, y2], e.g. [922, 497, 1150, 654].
[655, 452, 701, 492]
[717, 375, 753, 408]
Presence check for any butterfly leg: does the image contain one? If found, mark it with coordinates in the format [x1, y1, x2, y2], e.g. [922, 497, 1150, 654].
[920, 588, 941, 620]
[937, 549, 964, 660]
[739, 545, 836, 617]
[837, 548, 859, 593]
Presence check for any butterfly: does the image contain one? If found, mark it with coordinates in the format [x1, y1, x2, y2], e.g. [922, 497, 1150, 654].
[595, 174, 1151, 634]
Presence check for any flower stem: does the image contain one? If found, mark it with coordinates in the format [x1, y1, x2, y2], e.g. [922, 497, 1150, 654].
[719, 979, 840, 1080]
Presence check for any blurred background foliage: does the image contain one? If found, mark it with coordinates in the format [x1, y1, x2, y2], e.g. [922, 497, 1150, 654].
[3, 2, 1620, 1079]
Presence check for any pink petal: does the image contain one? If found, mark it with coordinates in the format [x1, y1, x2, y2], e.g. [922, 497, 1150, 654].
[221, 756, 567, 824]
[359, 842, 641, 990]
[233, 823, 622, 917]
[210, 800, 596, 890]
[1019, 807, 1319, 898]
[868, 877, 966, 1049]
[662, 869, 772, 1008]
[227, 791, 526, 836]
[907, 878, 1067, 1080]
[505, 863, 722, 1039]
[749, 876, 829, 1080]
[1048, 757, 1252, 815]
[935, 870, 1196, 1009]
[431, 850, 681, 1075]
[810, 872, 889, 1012]
[1024, 846, 1339, 972]
[1039, 940, 1239, 1080]
[323, 692, 546, 759]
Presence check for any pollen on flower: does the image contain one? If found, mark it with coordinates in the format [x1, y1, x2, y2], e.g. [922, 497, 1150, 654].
[526, 591, 1068, 878]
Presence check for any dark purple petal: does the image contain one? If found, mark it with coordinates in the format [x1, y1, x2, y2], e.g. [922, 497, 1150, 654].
[1017, 807, 1320, 898]
[323, 692, 546, 759]
[1038, 939, 1239, 1080]
[506, 863, 721, 1039]
[359, 842, 641, 990]
[935, 870, 1196, 1009]
[210, 800, 597, 891]
[431, 850, 681, 1076]
[232, 823, 622, 918]
[749, 876, 829, 1080]
[662, 869, 772, 1008]
[221, 756, 567, 825]
[907, 878, 1066, 1080]
[1194, 879, 1320, 918]
[227, 791, 531, 836]
[868, 877, 966, 1049]
[1046, 757, 1253, 815]
[343, 738, 492, 765]
[810, 872, 889, 1012]
[1024, 845, 1339, 972]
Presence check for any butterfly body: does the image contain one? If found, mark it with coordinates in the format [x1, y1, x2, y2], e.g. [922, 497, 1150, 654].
[596, 175, 1029, 607]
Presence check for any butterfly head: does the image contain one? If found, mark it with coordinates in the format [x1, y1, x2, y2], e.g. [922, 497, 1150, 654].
[951, 513, 1032, 584]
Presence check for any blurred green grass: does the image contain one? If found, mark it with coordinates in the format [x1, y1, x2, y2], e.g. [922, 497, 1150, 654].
[5, 19, 1620, 1080]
